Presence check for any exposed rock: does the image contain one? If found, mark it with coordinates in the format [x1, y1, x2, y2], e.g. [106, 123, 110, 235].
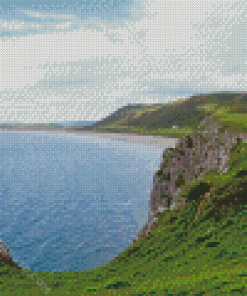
[135, 115, 242, 241]
[0, 241, 12, 261]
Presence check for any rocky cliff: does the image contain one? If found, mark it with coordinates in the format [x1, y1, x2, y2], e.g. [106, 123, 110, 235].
[135, 115, 243, 241]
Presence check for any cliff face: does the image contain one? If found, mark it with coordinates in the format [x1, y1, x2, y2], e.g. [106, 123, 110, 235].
[135, 115, 243, 241]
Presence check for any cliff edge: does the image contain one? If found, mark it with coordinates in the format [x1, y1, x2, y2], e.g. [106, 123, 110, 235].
[135, 115, 243, 241]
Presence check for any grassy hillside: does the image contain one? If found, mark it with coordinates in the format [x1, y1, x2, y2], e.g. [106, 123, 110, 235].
[1, 92, 247, 294]
[2, 92, 247, 138]
[81, 92, 247, 138]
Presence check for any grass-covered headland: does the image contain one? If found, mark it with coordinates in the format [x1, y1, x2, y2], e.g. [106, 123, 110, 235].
[1, 92, 247, 295]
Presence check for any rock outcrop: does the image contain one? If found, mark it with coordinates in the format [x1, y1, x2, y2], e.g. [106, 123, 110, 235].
[135, 115, 243, 241]
[0, 241, 12, 261]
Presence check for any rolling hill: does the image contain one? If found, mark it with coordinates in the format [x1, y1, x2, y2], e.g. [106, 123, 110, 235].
[81, 91, 247, 136]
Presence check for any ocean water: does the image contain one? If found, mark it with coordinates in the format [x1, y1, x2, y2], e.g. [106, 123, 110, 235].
[0, 130, 164, 272]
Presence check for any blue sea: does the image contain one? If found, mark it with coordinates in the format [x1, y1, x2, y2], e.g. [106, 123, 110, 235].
[0, 130, 164, 272]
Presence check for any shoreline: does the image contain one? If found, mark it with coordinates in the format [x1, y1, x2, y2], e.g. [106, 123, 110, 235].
[0, 128, 180, 149]
[1, 126, 246, 149]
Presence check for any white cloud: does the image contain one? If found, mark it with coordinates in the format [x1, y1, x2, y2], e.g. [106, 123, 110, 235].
[0, 0, 246, 122]
[55, 22, 73, 30]
[0, 19, 41, 32]
[1, 24, 139, 67]
[21, 9, 77, 20]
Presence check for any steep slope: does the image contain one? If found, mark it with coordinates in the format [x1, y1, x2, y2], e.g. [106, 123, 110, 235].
[136, 114, 245, 241]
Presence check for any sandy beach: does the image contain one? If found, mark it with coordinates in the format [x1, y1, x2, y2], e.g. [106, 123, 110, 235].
[0, 128, 180, 149]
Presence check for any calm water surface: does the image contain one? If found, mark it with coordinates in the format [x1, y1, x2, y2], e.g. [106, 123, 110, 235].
[0, 130, 164, 272]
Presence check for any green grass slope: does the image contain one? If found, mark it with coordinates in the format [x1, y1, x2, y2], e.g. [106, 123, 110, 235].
[81, 92, 247, 138]
[1, 123, 247, 294]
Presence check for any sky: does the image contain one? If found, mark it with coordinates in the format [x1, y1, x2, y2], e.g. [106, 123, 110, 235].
[0, 0, 246, 123]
